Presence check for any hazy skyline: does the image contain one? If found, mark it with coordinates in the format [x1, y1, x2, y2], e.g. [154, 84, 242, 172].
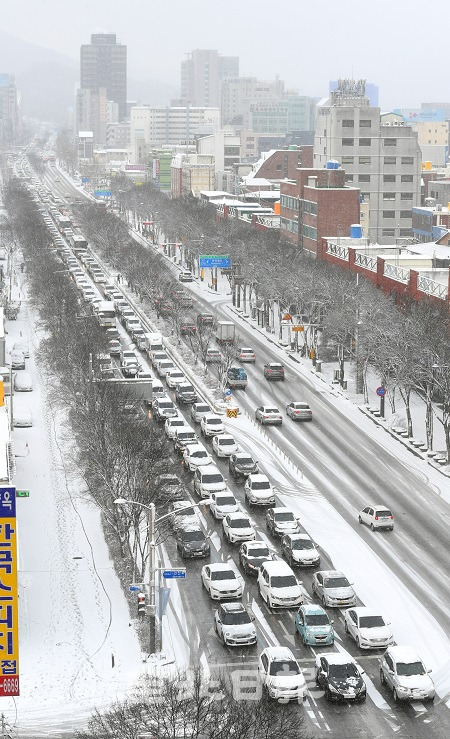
[1, 0, 448, 110]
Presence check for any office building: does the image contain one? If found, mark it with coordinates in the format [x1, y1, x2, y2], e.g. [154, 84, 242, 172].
[330, 80, 379, 107]
[0, 74, 19, 145]
[314, 79, 422, 242]
[181, 50, 239, 107]
[80, 33, 127, 121]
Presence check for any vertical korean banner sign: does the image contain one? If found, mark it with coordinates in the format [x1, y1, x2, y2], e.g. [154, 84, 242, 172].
[0, 487, 19, 695]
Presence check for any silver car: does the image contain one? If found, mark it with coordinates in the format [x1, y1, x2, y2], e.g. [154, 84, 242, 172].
[311, 570, 357, 608]
[379, 646, 435, 703]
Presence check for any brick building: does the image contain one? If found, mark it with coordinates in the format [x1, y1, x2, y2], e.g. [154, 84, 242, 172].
[280, 166, 361, 255]
[246, 145, 313, 183]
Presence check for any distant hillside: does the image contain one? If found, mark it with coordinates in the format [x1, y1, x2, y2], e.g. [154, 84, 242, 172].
[0, 30, 178, 125]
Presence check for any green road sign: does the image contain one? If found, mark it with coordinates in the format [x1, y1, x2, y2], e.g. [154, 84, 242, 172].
[16, 490, 29, 498]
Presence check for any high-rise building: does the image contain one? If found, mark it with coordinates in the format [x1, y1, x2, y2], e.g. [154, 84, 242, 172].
[80, 33, 127, 121]
[181, 50, 239, 107]
[314, 79, 422, 242]
[330, 80, 379, 107]
[0, 74, 19, 145]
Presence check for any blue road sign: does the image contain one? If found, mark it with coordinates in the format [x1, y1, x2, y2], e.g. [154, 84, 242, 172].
[81, 176, 89, 183]
[94, 189, 112, 197]
[129, 583, 145, 592]
[163, 569, 186, 579]
[225, 389, 232, 397]
[376, 386, 386, 397]
[199, 255, 231, 269]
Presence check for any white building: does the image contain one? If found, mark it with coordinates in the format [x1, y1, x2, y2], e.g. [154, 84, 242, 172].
[129, 106, 220, 164]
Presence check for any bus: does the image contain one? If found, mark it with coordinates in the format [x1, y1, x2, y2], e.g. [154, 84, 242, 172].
[71, 234, 89, 254]
[57, 215, 72, 233]
[95, 301, 116, 328]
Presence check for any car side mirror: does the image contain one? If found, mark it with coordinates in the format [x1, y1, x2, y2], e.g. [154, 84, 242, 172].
[330, 620, 334, 625]
[427, 668, 432, 674]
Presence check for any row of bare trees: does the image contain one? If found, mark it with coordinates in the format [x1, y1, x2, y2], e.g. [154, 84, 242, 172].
[110, 181, 450, 460]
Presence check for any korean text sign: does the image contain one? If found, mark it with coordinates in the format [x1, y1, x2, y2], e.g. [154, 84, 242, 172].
[0, 487, 19, 695]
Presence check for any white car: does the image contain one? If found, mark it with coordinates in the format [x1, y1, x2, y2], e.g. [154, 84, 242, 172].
[201, 563, 243, 601]
[286, 401, 313, 421]
[13, 341, 30, 358]
[358, 505, 394, 531]
[166, 370, 186, 389]
[379, 646, 435, 703]
[258, 646, 306, 702]
[244, 473, 275, 506]
[209, 491, 239, 519]
[14, 372, 33, 392]
[183, 443, 213, 472]
[193, 465, 227, 497]
[13, 405, 33, 427]
[168, 500, 199, 531]
[212, 434, 239, 458]
[200, 413, 225, 438]
[120, 350, 140, 377]
[10, 349, 25, 370]
[156, 360, 175, 378]
[255, 406, 283, 426]
[214, 602, 257, 646]
[165, 416, 187, 439]
[236, 347, 256, 363]
[257, 560, 304, 610]
[223, 512, 256, 543]
[344, 607, 393, 650]
[281, 533, 320, 567]
[191, 402, 212, 423]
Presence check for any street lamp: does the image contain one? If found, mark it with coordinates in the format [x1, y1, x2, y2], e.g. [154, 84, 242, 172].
[114, 497, 211, 655]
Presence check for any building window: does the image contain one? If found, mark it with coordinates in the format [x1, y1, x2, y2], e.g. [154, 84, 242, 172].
[384, 156, 396, 165]
[401, 192, 413, 200]
[401, 174, 413, 182]
[359, 138, 371, 146]
[384, 174, 396, 183]
[303, 224, 317, 240]
[384, 138, 397, 146]
[360, 192, 370, 202]
[342, 138, 354, 146]
[359, 174, 370, 182]
[345, 175, 354, 182]
[383, 211, 395, 218]
[360, 119, 372, 128]
[276, 164, 282, 171]
[342, 120, 354, 127]
[382, 228, 395, 237]
[341, 156, 354, 164]
[400, 228, 411, 236]
[401, 157, 414, 165]
[400, 210, 411, 218]
[359, 156, 371, 164]
[383, 192, 396, 200]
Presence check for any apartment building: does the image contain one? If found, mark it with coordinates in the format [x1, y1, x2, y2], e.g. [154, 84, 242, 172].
[314, 79, 422, 242]
[181, 50, 239, 107]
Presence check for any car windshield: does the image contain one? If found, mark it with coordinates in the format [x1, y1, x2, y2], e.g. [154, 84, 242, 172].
[248, 547, 270, 558]
[182, 530, 205, 542]
[376, 510, 392, 517]
[329, 663, 359, 679]
[274, 512, 295, 522]
[207, 418, 220, 425]
[217, 497, 236, 506]
[359, 616, 385, 628]
[222, 611, 250, 625]
[266, 408, 279, 414]
[211, 570, 235, 581]
[178, 432, 195, 440]
[219, 438, 234, 446]
[252, 481, 270, 490]
[325, 577, 350, 588]
[231, 518, 250, 529]
[292, 539, 314, 550]
[192, 451, 207, 458]
[180, 386, 195, 393]
[305, 614, 329, 626]
[158, 402, 173, 409]
[169, 420, 184, 427]
[175, 507, 195, 517]
[396, 661, 425, 676]
[237, 458, 254, 466]
[202, 474, 223, 483]
[269, 660, 300, 676]
[271, 576, 297, 588]
[196, 406, 211, 413]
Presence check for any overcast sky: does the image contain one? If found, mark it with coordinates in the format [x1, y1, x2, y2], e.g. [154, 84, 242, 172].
[1, 0, 447, 109]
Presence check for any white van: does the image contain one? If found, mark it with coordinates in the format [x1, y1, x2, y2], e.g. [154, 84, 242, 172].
[257, 560, 303, 610]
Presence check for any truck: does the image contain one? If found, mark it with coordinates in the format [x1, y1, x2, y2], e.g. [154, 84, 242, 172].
[146, 332, 164, 357]
[226, 366, 248, 389]
[216, 321, 235, 344]
[95, 300, 116, 328]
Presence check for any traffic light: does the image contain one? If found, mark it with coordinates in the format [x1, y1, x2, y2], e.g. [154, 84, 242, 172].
[137, 592, 146, 617]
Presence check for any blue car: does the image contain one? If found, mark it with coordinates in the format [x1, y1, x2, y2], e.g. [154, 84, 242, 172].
[295, 604, 334, 646]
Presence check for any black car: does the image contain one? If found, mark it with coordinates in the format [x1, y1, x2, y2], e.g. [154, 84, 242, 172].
[263, 363, 285, 381]
[238, 541, 273, 576]
[229, 452, 258, 481]
[176, 528, 210, 559]
[176, 383, 198, 404]
[315, 654, 366, 702]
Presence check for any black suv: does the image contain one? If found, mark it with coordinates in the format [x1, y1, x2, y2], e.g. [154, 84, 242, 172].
[264, 363, 285, 381]
[229, 452, 258, 481]
[176, 383, 198, 404]
[176, 528, 210, 559]
[315, 654, 366, 702]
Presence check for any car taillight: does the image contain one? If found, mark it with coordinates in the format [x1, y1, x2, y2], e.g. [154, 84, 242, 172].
[375, 516, 379, 520]
[390, 515, 394, 519]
